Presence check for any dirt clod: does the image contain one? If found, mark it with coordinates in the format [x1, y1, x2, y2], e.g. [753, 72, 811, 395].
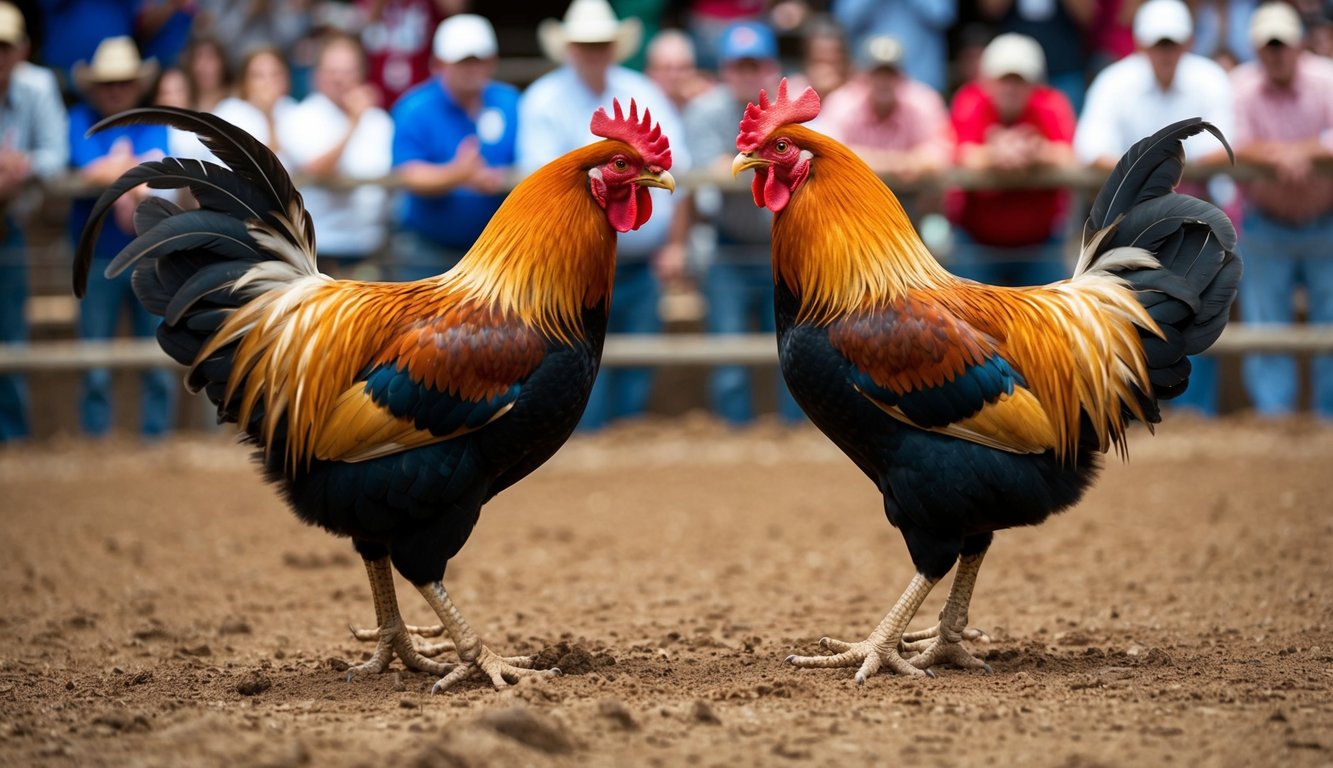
[235, 671, 272, 696]
[478, 706, 574, 754]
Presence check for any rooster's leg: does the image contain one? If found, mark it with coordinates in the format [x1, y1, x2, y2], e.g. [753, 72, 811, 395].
[345, 557, 453, 681]
[899, 551, 993, 672]
[786, 573, 938, 681]
[416, 581, 562, 693]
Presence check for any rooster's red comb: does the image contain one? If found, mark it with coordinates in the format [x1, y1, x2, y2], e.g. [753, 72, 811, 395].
[590, 99, 672, 171]
[736, 78, 821, 153]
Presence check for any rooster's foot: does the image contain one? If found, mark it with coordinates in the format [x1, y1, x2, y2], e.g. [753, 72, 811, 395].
[350, 622, 455, 657]
[430, 646, 562, 693]
[899, 624, 990, 653]
[903, 636, 992, 672]
[786, 636, 932, 682]
[344, 619, 452, 681]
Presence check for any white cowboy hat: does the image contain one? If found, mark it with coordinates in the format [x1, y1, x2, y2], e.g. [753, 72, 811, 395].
[538, 0, 642, 64]
[73, 36, 159, 96]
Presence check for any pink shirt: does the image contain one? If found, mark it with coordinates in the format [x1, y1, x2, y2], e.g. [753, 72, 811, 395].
[1232, 53, 1333, 223]
[818, 75, 953, 166]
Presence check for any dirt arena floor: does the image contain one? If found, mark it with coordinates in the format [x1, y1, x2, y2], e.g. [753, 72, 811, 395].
[1, 415, 1331, 768]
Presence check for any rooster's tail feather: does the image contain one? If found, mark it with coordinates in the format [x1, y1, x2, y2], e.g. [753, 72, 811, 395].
[1076, 117, 1242, 402]
[71, 107, 320, 426]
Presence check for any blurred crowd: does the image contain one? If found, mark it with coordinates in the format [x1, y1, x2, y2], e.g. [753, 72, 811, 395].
[0, 0, 1331, 443]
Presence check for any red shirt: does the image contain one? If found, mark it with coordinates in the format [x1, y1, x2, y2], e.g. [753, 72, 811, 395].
[949, 82, 1076, 247]
[358, 0, 447, 110]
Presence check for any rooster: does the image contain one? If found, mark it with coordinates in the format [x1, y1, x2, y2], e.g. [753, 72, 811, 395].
[72, 102, 675, 692]
[732, 80, 1240, 681]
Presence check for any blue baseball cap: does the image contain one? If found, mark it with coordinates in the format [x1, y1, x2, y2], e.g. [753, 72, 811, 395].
[720, 21, 777, 63]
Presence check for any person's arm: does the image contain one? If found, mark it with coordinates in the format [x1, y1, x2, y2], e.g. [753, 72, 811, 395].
[515, 86, 567, 175]
[26, 68, 70, 179]
[1073, 70, 1122, 170]
[297, 87, 378, 180]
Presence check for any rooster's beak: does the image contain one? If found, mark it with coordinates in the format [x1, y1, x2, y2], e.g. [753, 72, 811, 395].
[732, 152, 770, 177]
[636, 169, 676, 193]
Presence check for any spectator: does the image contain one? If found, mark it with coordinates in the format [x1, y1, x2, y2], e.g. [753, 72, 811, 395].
[794, 15, 851, 98]
[280, 32, 394, 279]
[0, 2, 67, 443]
[136, 0, 196, 68]
[357, 0, 452, 109]
[680, 0, 765, 72]
[645, 28, 711, 112]
[1075, 0, 1235, 417]
[36, 0, 139, 97]
[683, 20, 802, 426]
[831, 0, 957, 93]
[389, 13, 516, 280]
[520, 0, 690, 431]
[193, 0, 309, 70]
[947, 33, 1077, 287]
[978, 0, 1093, 113]
[1193, 0, 1261, 65]
[215, 46, 296, 160]
[67, 36, 175, 438]
[1231, 2, 1333, 418]
[178, 35, 232, 114]
[819, 34, 953, 218]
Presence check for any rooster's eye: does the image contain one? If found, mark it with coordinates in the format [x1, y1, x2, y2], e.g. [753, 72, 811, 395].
[775, 140, 789, 153]
[614, 158, 627, 171]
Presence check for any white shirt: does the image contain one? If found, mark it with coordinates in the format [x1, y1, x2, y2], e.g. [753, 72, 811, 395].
[277, 93, 394, 257]
[1075, 52, 1235, 164]
[517, 65, 689, 260]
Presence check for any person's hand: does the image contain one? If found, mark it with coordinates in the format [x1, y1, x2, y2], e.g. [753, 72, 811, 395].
[653, 241, 687, 283]
[450, 136, 505, 193]
[111, 184, 150, 235]
[1271, 143, 1313, 184]
[343, 84, 378, 121]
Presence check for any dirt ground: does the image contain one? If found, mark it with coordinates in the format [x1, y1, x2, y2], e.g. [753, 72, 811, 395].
[1, 415, 1331, 768]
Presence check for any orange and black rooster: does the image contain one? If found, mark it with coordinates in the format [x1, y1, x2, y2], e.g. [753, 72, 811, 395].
[732, 81, 1240, 681]
[72, 102, 674, 692]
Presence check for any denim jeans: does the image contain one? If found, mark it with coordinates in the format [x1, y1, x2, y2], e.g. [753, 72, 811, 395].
[388, 230, 467, 282]
[703, 260, 803, 425]
[78, 265, 176, 436]
[578, 261, 661, 432]
[0, 220, 28, 441]
[946, 230, 1071, 287]
[1238, 209, 1333, 417]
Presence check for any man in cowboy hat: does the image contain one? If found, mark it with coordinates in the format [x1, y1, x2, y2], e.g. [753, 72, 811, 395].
[68, 35, 176, 438]
[0, 1, 67, 442]
[518, 0, 691, 432]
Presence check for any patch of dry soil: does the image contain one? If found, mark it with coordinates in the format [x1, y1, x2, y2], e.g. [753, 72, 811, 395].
[1, 416, 1331, 767]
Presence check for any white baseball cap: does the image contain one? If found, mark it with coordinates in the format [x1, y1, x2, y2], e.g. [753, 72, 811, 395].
[433, 14, 498, 63]
[980, 33, 1046, 82]
[1250, 2, 1303, 48]
[1133, 0, 1194, 47]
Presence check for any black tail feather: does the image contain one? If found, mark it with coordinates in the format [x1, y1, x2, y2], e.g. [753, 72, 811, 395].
[1082, 118, 1242, 408]
[1089, 117, 1233, 231]
[73, 107, 316, 431]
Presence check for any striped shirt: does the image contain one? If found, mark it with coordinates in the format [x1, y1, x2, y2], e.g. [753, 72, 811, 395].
[0, 62, 68, 180]
[1232, 52, 1333, 224]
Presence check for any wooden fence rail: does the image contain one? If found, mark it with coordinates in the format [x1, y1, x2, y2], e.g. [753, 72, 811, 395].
[3, 327, 1333, 374]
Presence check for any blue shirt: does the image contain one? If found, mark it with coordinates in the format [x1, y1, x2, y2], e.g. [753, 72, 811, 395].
[391, 78, 519, 250]
[517, 65, 689, 260]
[37, 0, 138, 86]
[68, 103, 169, 261]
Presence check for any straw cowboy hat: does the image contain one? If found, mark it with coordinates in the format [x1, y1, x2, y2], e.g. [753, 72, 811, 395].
[73, 36, 159, 96]
[538, 0, 642, 64]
